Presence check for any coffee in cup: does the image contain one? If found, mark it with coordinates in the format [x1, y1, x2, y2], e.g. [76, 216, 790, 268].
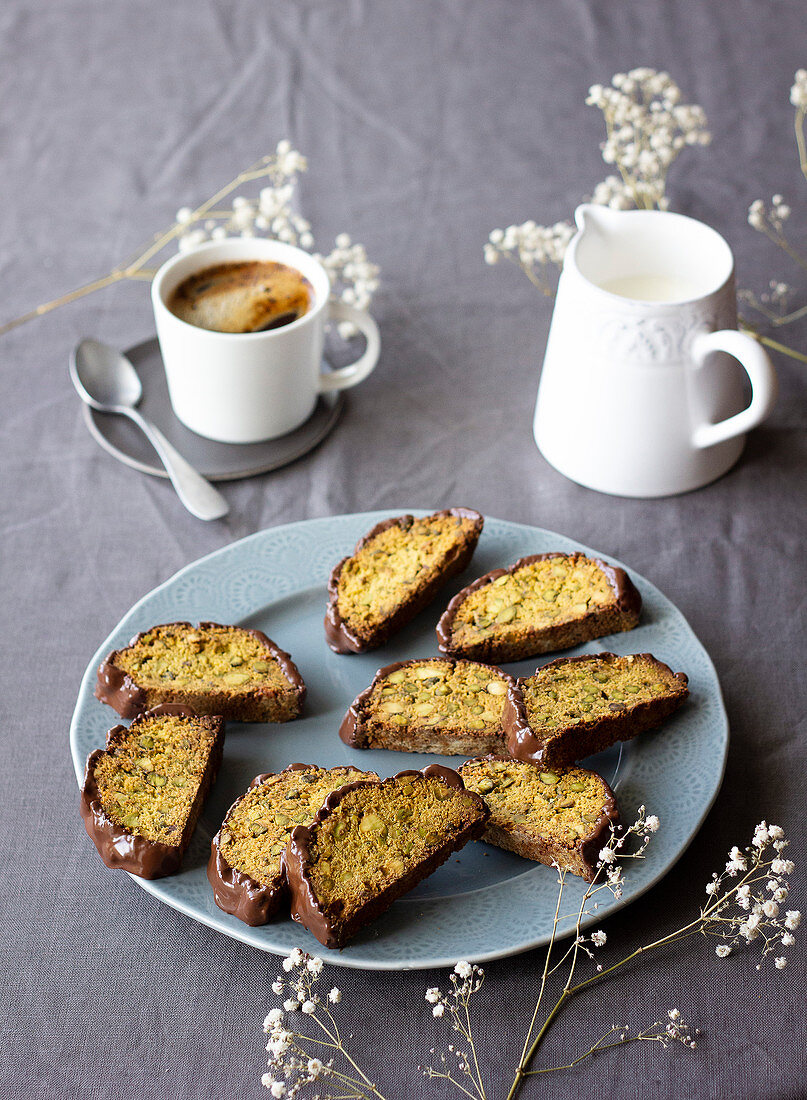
[167, 260, 313, 333]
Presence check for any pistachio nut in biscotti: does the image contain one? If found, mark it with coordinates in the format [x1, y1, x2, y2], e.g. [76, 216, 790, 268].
[96, 621, 306, 723]
[324, 508, 484, 654]
[80, 704, 224, 879]
[436, 552, 641, 663]
[340, 657, 514, 756]
[207, 764, 374, 926]
[504, 652, 688, 769]
[459, 755, 619, 882]
[284, 765, 489, 948]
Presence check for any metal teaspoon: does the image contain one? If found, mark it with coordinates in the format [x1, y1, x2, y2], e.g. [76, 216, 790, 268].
[71, 339, 229, 521]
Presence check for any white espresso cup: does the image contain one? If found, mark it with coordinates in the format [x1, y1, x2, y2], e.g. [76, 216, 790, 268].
[152, 238, 380, 443]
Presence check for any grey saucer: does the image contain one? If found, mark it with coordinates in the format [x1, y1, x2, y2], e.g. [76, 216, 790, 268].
[82, 337, 344, 481]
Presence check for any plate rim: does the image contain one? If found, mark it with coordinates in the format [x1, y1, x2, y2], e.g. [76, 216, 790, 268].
[69, 510, 729, 970]
[80, 336, 344, 483]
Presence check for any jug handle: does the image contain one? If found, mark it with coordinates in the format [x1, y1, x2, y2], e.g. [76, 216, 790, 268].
[690, 330, 778, 449]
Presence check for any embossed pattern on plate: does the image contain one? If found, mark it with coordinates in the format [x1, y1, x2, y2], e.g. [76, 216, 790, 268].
[69, 512, 728, 970]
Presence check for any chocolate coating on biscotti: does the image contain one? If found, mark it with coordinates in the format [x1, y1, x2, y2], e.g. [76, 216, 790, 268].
[460, 753, 619, 882]
[324, 508, 484, 654]
[339, 657, 514, 755]
[95, 621, 306, 722]
[284, 765, 488, 948]
[207, 764, 375, 926]
[504, 652, 688, 768]
[207, 764, 315, 926]
[80, 705, 224, 880]
[436, 552, 642, 663]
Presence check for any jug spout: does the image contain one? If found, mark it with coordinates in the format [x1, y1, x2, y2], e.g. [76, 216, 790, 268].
[573, 202, 626, 237]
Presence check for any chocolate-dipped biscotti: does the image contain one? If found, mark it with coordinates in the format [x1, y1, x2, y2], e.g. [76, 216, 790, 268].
[436, 552, 641, 663]
[284, 765, 489, 948]
[208, 764, 372, 926]
[96, 621, 306, 723]
[505, 653, 688, 768]
[325, 509, 484, 654]
[459, 755, 619, 881]
[340, 658, 513, 756]
[80, 704, 224, 879]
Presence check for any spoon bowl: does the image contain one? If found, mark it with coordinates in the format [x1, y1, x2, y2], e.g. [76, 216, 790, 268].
[72, 339, 144, 410]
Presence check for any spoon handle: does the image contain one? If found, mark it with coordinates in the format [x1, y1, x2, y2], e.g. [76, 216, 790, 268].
[123, 407, 229, 520]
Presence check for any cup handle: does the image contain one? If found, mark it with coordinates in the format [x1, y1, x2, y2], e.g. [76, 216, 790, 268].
[318, 301, 381, 393]
[690, 330, 778, 449]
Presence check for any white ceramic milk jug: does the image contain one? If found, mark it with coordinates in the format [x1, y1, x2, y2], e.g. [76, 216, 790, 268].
[534, 204, 778, 497]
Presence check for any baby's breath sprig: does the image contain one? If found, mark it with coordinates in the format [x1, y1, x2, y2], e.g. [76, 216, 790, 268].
[526, 1011, 698, 1077]
[483, 222, 575, 296]
[503, 808, 659, 1099]
[0, 140, 379, 338]
[586, 68, 711, 212]
[511, 818, 797, 1098]
[316, 235, 380, 340]
[421, 961, 486, 1100]
[484, 69, 711, 295]
[737, 70, 807, 364]
[413, 812, 798, 1100]
[261, 949, 387, 1100]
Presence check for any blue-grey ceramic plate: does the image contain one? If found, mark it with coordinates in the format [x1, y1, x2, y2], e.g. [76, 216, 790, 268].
[70, 511, 728, 971]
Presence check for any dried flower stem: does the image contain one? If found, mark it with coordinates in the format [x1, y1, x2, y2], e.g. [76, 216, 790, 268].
[744, 328, 807, 365]
[507, 926, 698, 1099]
[525, 1020, 694, 1076]
[515, 866, 566, 1069]
[0, 154, 277, 337]
[0, 144, 379, 342]
[795, 104, 807, 181]
[740, 72, 807, 363]
[504, 822, 796, 1099]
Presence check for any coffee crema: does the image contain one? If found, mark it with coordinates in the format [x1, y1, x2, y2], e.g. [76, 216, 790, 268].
[167, 260, 313, 334]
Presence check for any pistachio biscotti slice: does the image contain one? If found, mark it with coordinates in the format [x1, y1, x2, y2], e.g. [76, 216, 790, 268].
[80, 705, 224, 879]
[459, 755, 619, 882]
[505, 653, 688, 768]
[340, 658, 514, 755]
[325, 508, 484, 654]
[96, 621, 306, 723]
[285, 765, 489, 948]
[207, 764, 372, 926]
[436, 552, 641, 663]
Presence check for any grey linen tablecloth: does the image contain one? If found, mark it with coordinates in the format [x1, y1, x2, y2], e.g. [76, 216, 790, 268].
[2, 1, 805, 1097]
